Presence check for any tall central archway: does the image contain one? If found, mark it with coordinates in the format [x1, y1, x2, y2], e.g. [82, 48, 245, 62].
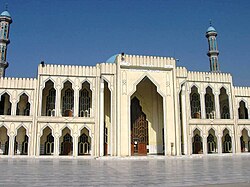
[130, 76, 164, 156]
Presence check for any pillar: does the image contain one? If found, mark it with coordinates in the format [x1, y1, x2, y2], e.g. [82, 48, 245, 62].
[55, 87, 61, 117]
[74, 88, 79, 117]
[200, 92, 206, 119]
[215, 93, 220, 119]
[54, 134, 59, 156]
[181, 85, 188, 155]
[218, 135, 222, 154]
[203, 135, 207, 155]
[73, 135, 78, 157]
[99, 79, 104, 156]
[8, 134, 14, 156]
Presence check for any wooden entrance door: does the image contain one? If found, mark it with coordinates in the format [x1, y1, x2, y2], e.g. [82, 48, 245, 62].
[131, 97, 148, 156]
[63, 142, 72, 155]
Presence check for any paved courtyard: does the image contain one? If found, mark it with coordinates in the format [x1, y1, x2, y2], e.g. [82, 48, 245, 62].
[0, 155, 250, 186]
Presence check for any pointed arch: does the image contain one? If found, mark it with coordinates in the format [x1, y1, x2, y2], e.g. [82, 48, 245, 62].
[207, 128, 217, 154]
[0, 92, 12, 115]
[219, 87, 230, 119]
[61, 81, 74, 117]
[205, 86, 215, 119]
[41, 80, 56, 116]
[190, 86, 201, 119]
[79, 81, 92, 117]
[192, 128, 203, 154]
[222, 128, 232, 153]
[238, 100, 248, 119]
[16, 93, 30, 116]
[128, 74, 165, 98]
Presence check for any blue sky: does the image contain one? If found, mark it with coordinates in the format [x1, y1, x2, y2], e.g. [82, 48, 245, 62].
[3, 0, 250, 86]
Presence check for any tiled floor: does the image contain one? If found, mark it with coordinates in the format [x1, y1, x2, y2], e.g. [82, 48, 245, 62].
[0, 155, 250, 186]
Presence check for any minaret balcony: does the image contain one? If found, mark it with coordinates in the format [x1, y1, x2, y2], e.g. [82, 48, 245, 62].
[0, 38, 10, 44]
[0, 60, 8, 68]
[207, 50, 219, 56]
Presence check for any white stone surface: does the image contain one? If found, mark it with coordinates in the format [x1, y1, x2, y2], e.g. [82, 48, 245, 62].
[0, 155, 250, 186]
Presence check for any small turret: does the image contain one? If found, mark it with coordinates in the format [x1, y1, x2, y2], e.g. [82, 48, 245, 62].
[0, 7, 12, 77]
[206, 21, 220, 72]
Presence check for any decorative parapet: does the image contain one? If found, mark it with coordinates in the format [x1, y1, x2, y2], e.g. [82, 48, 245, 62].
[187, 71, 232, 83]
[38, 63, 117, 76]
[99, 63, 116, 75]
[234, 87, 250, 97]
[117, 54, 176, 69]
[0, 77, 36, 89]
[176, 67, 188, 78]
[38, 64, 99, 77]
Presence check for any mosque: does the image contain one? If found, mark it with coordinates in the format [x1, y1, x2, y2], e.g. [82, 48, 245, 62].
[0, 8, 249, 157]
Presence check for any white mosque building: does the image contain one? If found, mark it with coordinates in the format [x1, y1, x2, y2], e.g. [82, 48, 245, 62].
[0, 9, 250, 157]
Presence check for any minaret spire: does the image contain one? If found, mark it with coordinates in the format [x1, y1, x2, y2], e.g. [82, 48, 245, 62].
[0, 6, 12, 77]
[206, 21, 220, 72]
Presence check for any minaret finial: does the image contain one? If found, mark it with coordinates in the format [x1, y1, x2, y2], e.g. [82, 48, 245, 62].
[209, 19, 212, 26]
[5, 3, 8, 11]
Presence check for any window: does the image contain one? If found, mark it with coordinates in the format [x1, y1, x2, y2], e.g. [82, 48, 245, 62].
[79, 89, 91, 117]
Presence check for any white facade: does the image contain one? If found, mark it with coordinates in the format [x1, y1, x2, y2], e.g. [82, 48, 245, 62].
[0, 55, 249, 157]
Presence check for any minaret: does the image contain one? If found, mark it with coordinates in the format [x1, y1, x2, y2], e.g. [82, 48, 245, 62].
[0, 7, 12, 77]
[206, 22, 220, 72]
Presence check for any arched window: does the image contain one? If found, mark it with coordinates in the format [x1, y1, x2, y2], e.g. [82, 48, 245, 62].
[78, 133, 90, 155]
[0, 93, 11, 115]
[190, 86, 201, 119]
[46, 88, 56, 116]
[222, 129, 232, 153]
[205, 87, 215, 119]
[238, 101, 248, 119]
[62, 88, 74, 116]
[192, 129, 203, 154]
[61, 81, 74, 117]
[79, 89, 91, 117]
[41, 80, 56, 116]
[45, 133, 54, 155]
[219, 87, 230, 119]
[207, 134, 216, 153]
[16, 93, 30, 116]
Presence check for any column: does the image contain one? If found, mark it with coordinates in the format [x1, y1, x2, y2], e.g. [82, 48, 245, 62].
[99, 79, 104, 156]
[203, 135, 207, 155]
[231, 134, 236, 153]
[55, 87, 61, 117]
[200, 92, 206, 119]
[181, 85, 188, 155]
[8, 134, 14, 156]
[228, 93, 233, 119]
[54, 134, 59, 156]
[74, 88, 79, 117]
[11, 101, 17, 116]
[73, 135, 78, 157]
[218, 135, 222, 154]
[214, 93, 220, 119]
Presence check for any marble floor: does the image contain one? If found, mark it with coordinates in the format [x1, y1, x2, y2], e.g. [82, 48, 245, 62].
[0, 155, 250, 186]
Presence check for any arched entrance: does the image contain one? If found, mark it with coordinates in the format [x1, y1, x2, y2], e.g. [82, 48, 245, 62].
[240, 128, 250, 152]
[192, 129, 203, 154]
[15, 126, 28, 155]
[40, 126, 54, 155]
[0, 126, 9, 155]
[78, 127, 91, 155]
[60, 127, 73, 155]
[130, 76, 164, 156]
[207, 129, 217, 154]
[222, 128, 232, 153]
[131, 97, 148, 155]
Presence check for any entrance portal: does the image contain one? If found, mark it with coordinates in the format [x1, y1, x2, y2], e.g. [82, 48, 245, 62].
[131, 97, 148, 156]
